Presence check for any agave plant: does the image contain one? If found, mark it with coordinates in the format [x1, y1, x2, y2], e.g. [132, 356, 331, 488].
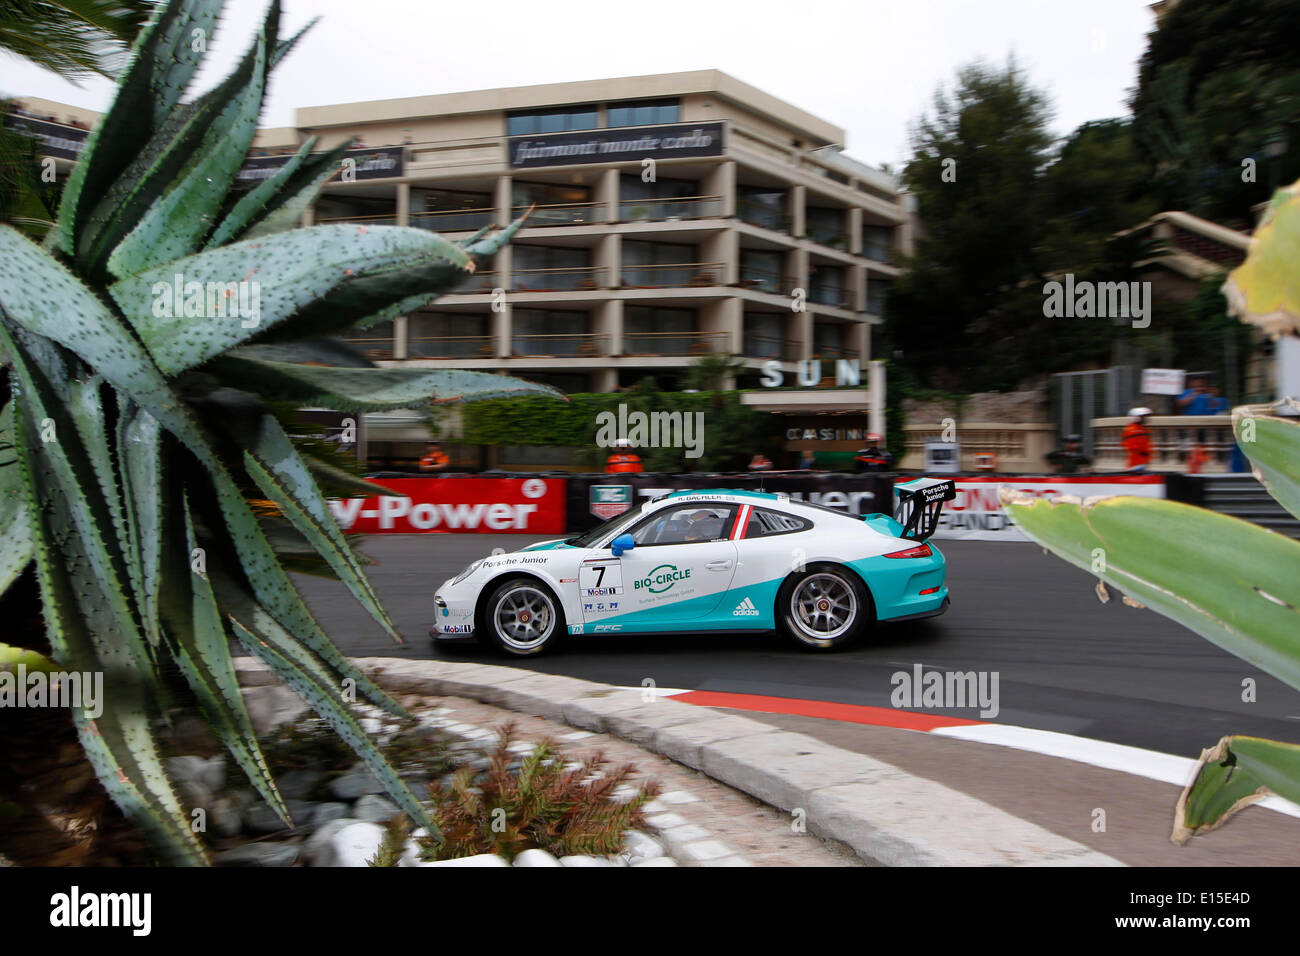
[0, 0, 556, 864]
[1001, 176, 1300, 843]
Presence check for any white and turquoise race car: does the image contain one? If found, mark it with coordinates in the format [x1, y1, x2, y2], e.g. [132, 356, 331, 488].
[432, 479, 955, 656]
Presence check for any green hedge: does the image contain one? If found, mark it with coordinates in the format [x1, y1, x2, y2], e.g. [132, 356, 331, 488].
[461, 389, 778, 472]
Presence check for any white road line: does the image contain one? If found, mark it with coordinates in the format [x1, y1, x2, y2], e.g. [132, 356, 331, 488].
[932, 722, 1300, 819]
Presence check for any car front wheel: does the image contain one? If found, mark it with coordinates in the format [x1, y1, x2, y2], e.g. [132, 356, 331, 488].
[482, 578, 564, 656]
[777, 564, 871, 650]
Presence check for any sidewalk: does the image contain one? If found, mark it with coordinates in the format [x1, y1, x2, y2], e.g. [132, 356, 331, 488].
[237, 657, 1126, 866]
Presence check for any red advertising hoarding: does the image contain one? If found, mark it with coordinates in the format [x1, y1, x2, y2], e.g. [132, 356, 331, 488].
[330, 477, 567, 534]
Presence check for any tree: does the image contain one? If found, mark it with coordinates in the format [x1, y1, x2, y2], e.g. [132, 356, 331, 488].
[887, 58, 1057, 390]
[0, 0, 156, 79]
[1131, 0, 1300, 223]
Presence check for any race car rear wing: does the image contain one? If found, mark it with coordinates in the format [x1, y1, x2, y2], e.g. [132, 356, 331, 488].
[894, 477, 957, 542]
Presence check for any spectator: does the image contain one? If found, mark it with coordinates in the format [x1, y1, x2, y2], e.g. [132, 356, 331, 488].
[1121, 408, 1153, 472]
[1202, 383, 1229, 415]
[418, 442, 449, 472]
[605, 438, 643, 473]
[1175, 376, 1212, 415]
[853, 433, 895, 472]
[1045, 434, 1091, 474]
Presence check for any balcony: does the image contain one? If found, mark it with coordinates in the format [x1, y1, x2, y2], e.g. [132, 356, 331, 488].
[622, 330, 728, 357]
[618, 196, 724, 222]
[808, 224, 849, 250]
[808, 285, 853, 309]
[345, 332, 396, 360]
[511, 265, 606, 292]
[620, 261, 724, 289]
[737, 267, 796, 296]
[745, 335, 802, 362]
[812, 343, 860, 361]
[316, 212, 398, 227]
[737, 197, 791, 233]
[448, 270, 500, 294]
[861, 240, 894, 265]
[410, 208, 496, 232]
[406, 334, 495, 359]
[511, 333, 608, 358]
[515, 201, 604, 227]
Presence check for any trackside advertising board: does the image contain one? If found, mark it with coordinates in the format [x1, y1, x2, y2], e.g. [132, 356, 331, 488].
[330, 477, 566, 534]
[899, 475, 1167, 541]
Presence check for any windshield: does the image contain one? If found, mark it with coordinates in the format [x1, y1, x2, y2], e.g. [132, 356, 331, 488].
[566, 502, 646, 549]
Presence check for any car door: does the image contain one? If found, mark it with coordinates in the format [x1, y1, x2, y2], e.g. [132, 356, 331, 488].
[580, 503, 738, 631]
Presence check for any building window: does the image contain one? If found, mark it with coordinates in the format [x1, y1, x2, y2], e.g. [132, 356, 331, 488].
[607, 98, 680, 128]
[406, 313, 489, 359]
[512, 245, 595, 291]
[806, 206, 847, 248]
[737, 186, 789, 232]
[624, 307, 701, 356]
[867, 278, 891, 317]
[739, 249, 786, 293]
[507, 105, 599, 136]
[808, 264, 847, 307]
[813, 323, 847, 358]
[744, 313, 787, 360]
[621, 240, 700, 287]
[862, 224, 894, 263]
[512, 309, 594, 358]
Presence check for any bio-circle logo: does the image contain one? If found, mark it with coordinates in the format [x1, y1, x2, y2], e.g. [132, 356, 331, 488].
[636, 564, 691, 594]
[521, 478, 546, 499]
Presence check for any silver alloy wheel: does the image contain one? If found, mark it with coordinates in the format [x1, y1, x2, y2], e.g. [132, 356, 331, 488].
[790, 572, 857, 642]
[492, 584, 555, 652]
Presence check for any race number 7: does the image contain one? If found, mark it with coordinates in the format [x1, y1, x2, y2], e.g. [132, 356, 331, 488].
[580, 561, 622, 593]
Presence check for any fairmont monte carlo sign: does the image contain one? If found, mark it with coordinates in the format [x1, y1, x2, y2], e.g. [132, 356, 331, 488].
[508, 122, 724, 169]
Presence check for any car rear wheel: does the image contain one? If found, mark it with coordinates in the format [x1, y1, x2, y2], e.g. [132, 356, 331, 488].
[482, 578, 564, 656]
[777, 564, 871, 650]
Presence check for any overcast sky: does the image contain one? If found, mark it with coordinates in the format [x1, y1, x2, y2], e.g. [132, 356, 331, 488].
[3, 0, 1156, 168]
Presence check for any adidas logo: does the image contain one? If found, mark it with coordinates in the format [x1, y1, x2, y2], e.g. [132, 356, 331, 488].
[733, 597, 760, 617]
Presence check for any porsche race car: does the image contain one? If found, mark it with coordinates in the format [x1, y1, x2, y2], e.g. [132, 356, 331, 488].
[432, 479, 954, 655]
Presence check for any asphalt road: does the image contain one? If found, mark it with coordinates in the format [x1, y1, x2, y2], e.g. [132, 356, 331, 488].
[297, 534, 1300, 758]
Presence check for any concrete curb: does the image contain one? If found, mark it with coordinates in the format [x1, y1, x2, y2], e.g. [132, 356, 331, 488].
[234, 656, 1123, 867]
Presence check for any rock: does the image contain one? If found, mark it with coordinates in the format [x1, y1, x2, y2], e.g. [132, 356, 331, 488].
[301, 818, 360, 866]
[215, 843, 300, 867]
[276, 769, 325, 801]
[175, 779, 212, 814]
[631, 857, 679, 867]
[309, 802, 350, 828]
[621, 830, 665, 862]
[513, 849, 562, 867]
[352, 794, 400, 824]
[329, 768, 385, 801]
[240, 685, 309, 737]
[210, 796, 244, 838]
[328, 822, 388, 867]
[245, 799, 316, 834]
[407, 853, 509, 867]
[559, 855, 617, 867]
[166, 755, 225, 794]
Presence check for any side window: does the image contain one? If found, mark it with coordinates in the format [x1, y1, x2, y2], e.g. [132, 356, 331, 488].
[629, 505, 735, 546]
[743, 507, 811, 539]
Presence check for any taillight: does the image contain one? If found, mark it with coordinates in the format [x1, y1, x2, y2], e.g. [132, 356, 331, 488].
[884, 543, 932, 559]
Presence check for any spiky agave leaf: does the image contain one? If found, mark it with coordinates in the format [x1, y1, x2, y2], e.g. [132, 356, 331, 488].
[3, 0, 555, 863]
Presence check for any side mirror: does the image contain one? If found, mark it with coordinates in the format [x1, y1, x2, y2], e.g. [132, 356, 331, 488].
[611, 533, 635, 557]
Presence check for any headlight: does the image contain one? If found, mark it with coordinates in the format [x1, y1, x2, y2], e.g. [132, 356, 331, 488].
[452, 559, 484, 585]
